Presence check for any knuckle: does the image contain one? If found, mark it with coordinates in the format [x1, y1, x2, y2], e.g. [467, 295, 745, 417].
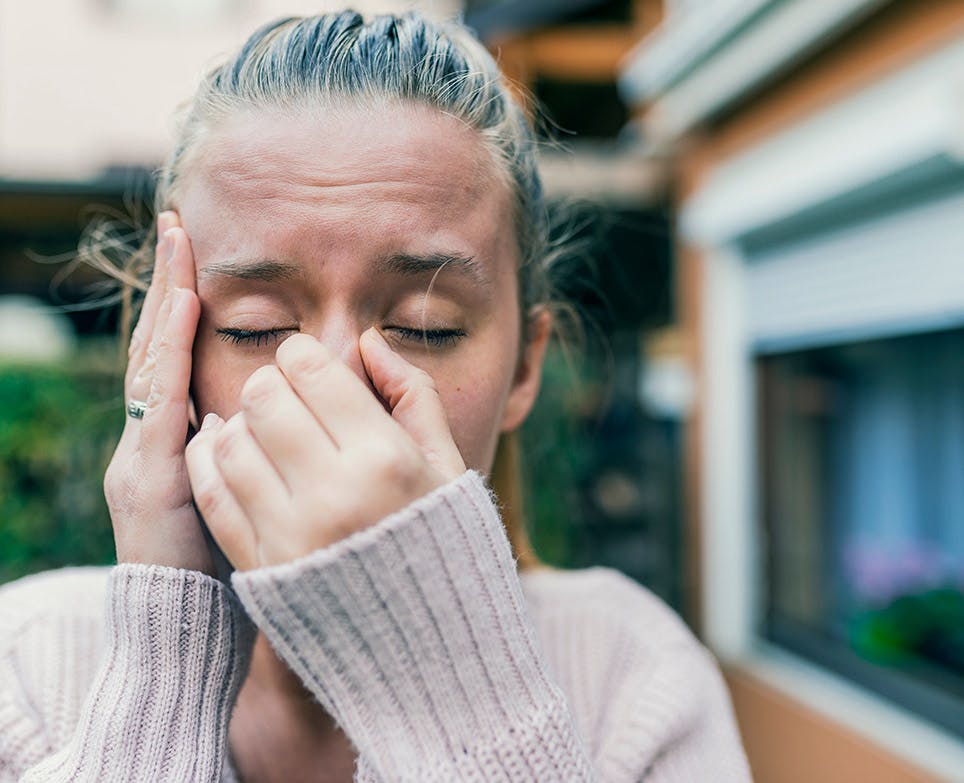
[191, 477, 224, 517]
[145, 333, 159, 358]
[413, 367, 437, 392]
[290, 351, 330, 381]
[104, 458, 143, 517]
[213, 419, 244, 460]
[103, 466, 124, 511]
[410, 384, 440, 410]
[213, 431, 235, 461]
[156, 330, 177, 357]
[374, 440, 416, 481]
[131, 357, 155, 394]
[146, 374, 167, 405]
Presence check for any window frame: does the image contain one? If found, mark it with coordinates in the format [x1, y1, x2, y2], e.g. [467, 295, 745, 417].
[755, 337, 964, 739]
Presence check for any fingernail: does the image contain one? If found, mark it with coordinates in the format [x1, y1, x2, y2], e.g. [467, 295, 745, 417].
[157, 210, 177, 234]
[366, 327, 389, 348]
[156, 233, 170, 265]
[171, 287, 189, 317]
[187, 396, 199, 430]
[163, 228, 178, 262]
[201, 412, 221, 430]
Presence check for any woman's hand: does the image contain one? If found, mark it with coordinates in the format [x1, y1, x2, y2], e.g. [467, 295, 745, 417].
[183, 330, 467, 571]
[104, 212, 216, 576]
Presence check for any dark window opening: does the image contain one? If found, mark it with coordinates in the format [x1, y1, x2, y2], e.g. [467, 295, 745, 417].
[759, 328, 964, 738]
[533, 77, 629, 140]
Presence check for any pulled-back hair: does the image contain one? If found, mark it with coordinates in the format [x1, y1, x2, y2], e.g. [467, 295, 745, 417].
[159, 11, 550, 319]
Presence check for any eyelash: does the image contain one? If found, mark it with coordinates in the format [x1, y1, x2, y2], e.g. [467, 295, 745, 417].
[214, 326, 466, 348]
[215, 327, 296, 346]
[386, 326, 466, 348]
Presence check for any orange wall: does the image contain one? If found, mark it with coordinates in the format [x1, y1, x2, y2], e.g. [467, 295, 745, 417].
[725, 668, 940, 783]
[673, 2, 964, 780]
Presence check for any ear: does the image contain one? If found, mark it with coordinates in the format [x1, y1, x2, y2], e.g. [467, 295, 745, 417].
[500, 306, 552, 433]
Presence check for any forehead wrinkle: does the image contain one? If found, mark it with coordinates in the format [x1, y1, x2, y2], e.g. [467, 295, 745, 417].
[207, 156, 488, 208]
[178, 106, 519, 299]
[197, 108, 500, 205]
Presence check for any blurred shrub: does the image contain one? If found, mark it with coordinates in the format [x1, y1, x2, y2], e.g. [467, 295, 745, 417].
[0, 338, 641, 587]
[0, 344, 122, 584]
[850, 587, 964, 674]
[521, 345, 606, 568]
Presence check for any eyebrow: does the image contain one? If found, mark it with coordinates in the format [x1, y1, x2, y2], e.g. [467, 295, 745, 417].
[197, 259, 302, 283]
[376, 252, 488, 285]
[198, 252, 489, 286]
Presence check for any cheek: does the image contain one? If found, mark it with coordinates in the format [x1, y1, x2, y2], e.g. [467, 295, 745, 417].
[440, 384, 500, 473]
[190, 334, 255, 419]
[434, 351, 517, 473]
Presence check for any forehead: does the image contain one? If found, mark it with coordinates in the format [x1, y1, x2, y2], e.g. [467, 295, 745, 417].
[175, 102, 516, 277]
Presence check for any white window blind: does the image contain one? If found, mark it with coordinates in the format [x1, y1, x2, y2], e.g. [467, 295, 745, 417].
[745, 187, 964, 353]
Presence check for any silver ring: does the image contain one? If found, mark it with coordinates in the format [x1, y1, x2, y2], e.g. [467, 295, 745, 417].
[127, 399, 148, 419]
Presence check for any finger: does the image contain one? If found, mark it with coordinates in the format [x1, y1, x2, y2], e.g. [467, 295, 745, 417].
[239, 364, 337, 486]
[125, 213, 179, 393]
[128, 286, 170, 403]
[275, 333, 393, 447]
[140, 287, 200, 457]
[128, 227, 199, 422]
[187, 396, 200, 433]
[211, 413, 290, 534]
[186, 414, 259, 571]
[359, 327, 465, 479]
[130, 225, 197, 406]
[164, 226, 198, 293]
[161, 226, 198, 430]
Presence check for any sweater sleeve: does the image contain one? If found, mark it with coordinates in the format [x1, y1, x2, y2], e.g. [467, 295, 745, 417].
[0, 565, 254, 783]
[230, 469, 598, 783]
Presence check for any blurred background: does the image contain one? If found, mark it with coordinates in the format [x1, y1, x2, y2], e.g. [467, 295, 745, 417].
[1, 1, 963, 780]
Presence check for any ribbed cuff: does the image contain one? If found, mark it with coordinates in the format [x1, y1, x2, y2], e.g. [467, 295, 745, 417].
[232, 470, 595, 782]
[22, 565, 255, 783]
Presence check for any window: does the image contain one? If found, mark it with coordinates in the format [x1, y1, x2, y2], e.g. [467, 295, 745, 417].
[759, 327, 964, 737]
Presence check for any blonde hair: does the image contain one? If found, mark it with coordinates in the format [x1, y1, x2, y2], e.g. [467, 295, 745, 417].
[104, 10, 565, 570]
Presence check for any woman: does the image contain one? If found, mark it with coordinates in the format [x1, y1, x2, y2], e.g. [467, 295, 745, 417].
[0, 11, 752, 782]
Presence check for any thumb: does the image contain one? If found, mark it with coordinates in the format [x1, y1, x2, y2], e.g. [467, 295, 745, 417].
[359, 327, 466, 480]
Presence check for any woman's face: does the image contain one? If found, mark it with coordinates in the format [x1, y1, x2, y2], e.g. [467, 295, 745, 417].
[176, 103, 548, 475]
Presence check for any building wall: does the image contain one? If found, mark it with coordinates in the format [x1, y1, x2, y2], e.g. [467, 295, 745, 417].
[629, 1, 964, 780]
[727, 667, 940, 783]
[0, 0, 460, 181]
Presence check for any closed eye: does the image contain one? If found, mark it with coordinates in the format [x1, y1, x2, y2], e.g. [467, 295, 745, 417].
[215, 327, 297, 347]
[215, 325, 465, 349]
[385, 326, 466, 348]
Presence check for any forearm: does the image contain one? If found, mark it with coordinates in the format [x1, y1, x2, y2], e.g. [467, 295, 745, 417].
[12, 566, 253, 783]
[232, 470, 597, 782]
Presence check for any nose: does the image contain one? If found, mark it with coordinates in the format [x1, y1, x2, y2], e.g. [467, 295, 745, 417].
[312, 316, 379, 397]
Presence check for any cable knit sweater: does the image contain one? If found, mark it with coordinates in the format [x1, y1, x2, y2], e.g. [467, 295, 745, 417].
[0, 470, 751, 782]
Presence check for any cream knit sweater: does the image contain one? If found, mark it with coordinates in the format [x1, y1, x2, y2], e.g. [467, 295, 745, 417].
[0, 470, 752, 782]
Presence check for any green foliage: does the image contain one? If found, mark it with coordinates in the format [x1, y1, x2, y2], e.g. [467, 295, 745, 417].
[520, 345, 601, 568]
[0, 339, 604, 583]
[0, 347, 123, 584]
[850, 587, 964, 674]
